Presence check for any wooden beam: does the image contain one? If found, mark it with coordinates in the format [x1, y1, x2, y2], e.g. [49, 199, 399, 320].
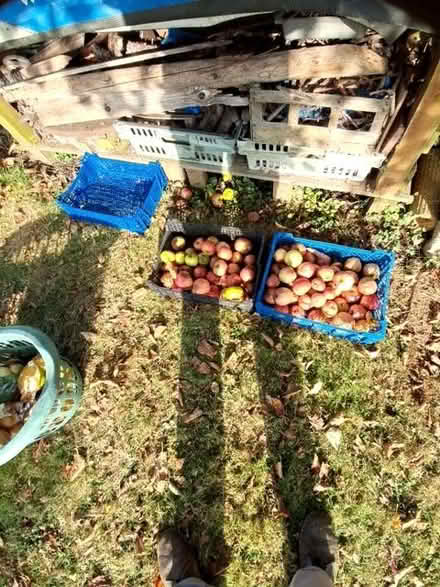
[4, 45, 388, 103]
[0, 96, 40, 146]
[6, 40, 232, 89]
[375, 43, 440, 197]
[411, 150, 440, 230]
[35, 88, 234, 126]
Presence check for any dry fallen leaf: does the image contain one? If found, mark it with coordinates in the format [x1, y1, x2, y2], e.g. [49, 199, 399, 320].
[386, 443, 405, 459]
[393, 566, 414, 586]
[328, 413, 345, 427]
[262, 333, 275, 347]
[175, 458, 185, 471]
[169, 480, 182, 496]
[309, 414, 325, 431]
[176, 389, 184, 408]
[319, 462, 330, 480]
[183, 408, 203, 424]
[274, 461, 283, 479]
[197, 339, 217, 359]
[63, 450, 86, 481]
[311, 453, 320, 474]
[326, 427, 342, 450]
[191, 358, 211, 375]
[266, 394, 285, 417]
[313, 483, 330, 493]
[135, 533, 144, 554]
[153, 325, 167, 339]
[208, 362, 220, 372]
[309, 381, 323, 395]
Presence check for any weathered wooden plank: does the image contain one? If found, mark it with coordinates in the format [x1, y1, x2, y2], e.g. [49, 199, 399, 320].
[30, 33, 85, 63]
[250, 123, 380, 150]
[282, 16, 367, 42]
[21, 55, 71, 80]
[36, 88, 245, 126]
[376, 42, 440, 197]
[250, 88, 390, 113]
[4, 45, 388, 103]
[411, 150, 440, 230]
[6, 40, 232, 89]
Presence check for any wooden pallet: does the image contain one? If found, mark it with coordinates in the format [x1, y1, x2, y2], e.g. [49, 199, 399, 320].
[250, 88, 391, 154]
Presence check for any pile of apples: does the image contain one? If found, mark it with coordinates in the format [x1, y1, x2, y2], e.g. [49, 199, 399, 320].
[264, 243, 381, 331]
[158, 234, 257, 302]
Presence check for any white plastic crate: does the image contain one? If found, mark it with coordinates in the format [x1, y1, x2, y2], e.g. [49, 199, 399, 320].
[238, 140, 385, 181]
[114, 121, 235, 167]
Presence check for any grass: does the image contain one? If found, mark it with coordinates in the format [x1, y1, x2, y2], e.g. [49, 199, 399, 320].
[0, 163, 439, 587]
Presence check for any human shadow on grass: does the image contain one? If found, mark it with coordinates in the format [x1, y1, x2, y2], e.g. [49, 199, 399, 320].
[0, 213, 119, 369]
[174, 301, 230, 584]
[0, 213, 119, 578]
[250, 318, 326, 585]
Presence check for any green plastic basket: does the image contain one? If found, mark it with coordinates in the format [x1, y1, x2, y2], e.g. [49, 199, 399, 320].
[0, 326, 82, 466]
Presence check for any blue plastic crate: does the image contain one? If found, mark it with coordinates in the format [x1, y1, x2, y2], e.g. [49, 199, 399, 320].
[255, 233, 395, 345]
[57, 154, 167, 234]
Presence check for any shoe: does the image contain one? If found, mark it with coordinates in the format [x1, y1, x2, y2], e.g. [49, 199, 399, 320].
[157, 529, 201, 584]
[298, 512, 339, 580]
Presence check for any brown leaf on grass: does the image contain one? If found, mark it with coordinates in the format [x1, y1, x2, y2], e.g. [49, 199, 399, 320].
[176, 389, 184, 408]
[175, 458, 185, 471]
[313, 483, 330, 493]
[153, 325, 167, 339]
[319, 462, 330, 480]
[208, 362, 220, 372]
[183, 408, 203, 424]
[326, 427, 342, 450]
[262, 333, 275, 347]
[135, 533, 144, 553]
[392, 566, 414, 586]
[63, 450, 86, 481]
[328, 413, 345, 427]
[309, 414, 325, 431]
[309, 381, 323, 395]
[274, 461, 283, 479]
[191, 358, 211, 375]
[386, 443, 405, 459]
[197, 339, 217, 359]
[430, 354, 440, 367]
[311, 453, 320, 474]
[265, 394, 284, 417]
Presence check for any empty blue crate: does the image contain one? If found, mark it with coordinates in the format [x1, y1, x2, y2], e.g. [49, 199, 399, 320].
[57, 154, 167, 234]
[255, 233, 395, 345]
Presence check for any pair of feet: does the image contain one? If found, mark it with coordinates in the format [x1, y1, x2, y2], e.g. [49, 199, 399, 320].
[158, 512, 338, 584]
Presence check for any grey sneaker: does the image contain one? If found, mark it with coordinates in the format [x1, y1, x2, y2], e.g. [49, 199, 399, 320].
[299, 512, 339, 580]
[157, 529, 201, 585]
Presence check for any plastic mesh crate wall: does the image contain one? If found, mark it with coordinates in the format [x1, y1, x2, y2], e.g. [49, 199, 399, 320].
[238, 140, 385, 181]
[147, 219, 264, 313]
[255, 233, 395, 344]
[114, 121, 235, 167]
[57, 153, 167, 234]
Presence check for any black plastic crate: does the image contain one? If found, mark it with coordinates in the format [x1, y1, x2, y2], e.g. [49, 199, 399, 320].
[147, 219, 265, 313]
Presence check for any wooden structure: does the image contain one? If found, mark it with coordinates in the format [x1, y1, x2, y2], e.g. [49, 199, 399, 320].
[1, 36, 440, 219]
